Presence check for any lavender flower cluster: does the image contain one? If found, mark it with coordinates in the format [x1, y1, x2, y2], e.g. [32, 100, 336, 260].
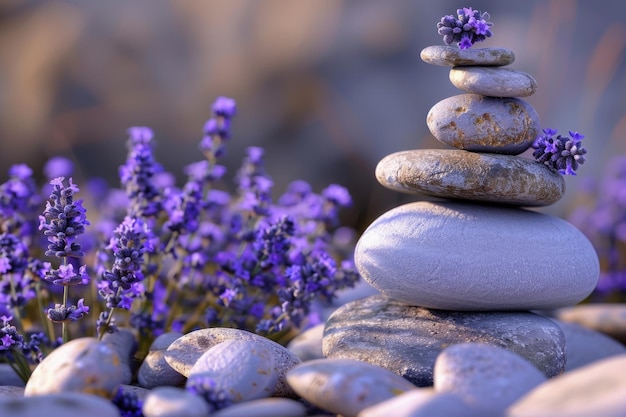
[437, 7, 493, 49]
[532, 129, 588, 175]
[0, 96, 360, 389]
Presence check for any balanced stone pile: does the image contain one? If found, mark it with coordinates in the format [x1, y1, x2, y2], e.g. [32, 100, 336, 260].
[323, 45, 601, 386]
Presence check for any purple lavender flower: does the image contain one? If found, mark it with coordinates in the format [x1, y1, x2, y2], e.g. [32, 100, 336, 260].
[186, 375, 233, 412]
[0, 233, 36, 310]
[437, 7, 493, 49]
[43, 157, 74, 180]
[199, 96, 237, 161]
[112, 385, 143, 417]
[0, 164, 40, 236]
[532, 129, 588, 175]
[46, 298, 89, 322]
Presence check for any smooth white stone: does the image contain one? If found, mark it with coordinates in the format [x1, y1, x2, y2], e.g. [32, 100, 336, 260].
[449, 67, 537, 97]
[24, 337, 123, 398]
[138, 332, 186, 389]
[142, 386, 210, 417]
[286, 358, 416, 417]
[358, 390, 488, 417]
[0, 392, 120, 417]
[187, 339, 277, 402]
[355, 201, 599, 310]
[552, 304, 626, 344]
[434, 343, 546, 412]
[286, 323, 324, 361]
[507, 354, 626, 417]
[211, 398, 307, 417]
[101, 327, 136, 385]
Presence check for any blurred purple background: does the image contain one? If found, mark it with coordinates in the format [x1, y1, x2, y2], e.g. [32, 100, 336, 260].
[1, 0, 624, 231]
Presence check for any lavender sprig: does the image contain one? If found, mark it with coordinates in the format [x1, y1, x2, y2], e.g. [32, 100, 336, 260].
[532, 129, 588, 175]
[437, 7, 493, 49]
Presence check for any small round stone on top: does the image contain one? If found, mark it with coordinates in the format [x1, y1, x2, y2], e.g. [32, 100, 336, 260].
[421, 45, 515, 67]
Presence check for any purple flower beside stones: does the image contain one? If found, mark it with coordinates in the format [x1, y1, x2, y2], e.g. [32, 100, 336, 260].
[532, 129, 588, 175]
[437, 7, 493, 49]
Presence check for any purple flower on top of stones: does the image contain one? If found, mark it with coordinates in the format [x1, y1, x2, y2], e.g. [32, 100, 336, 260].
[38, 177, 89, 258]
[46, 298, 89, 322]
[112, 386, 143, 417]
[437, 7, 493, 49]
[532, 129, 587, 175]
[186, 375, 234, 412]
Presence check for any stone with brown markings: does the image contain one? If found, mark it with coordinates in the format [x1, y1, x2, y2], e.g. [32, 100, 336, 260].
[420, 45, 515, 67]
[375, 149, 564, 206]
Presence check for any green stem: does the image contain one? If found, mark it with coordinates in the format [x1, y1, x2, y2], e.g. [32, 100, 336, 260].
[62, 284, 69, 343]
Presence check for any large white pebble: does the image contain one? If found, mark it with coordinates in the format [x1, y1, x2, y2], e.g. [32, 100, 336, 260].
[187, 339, 277, 402]
[24, 337, 123, 398]
[287, 358, 416, 417]
[211, 397, 307, 417]
[142, 386, 210, 417]
[358, 390, 486, 417]
[434, 343, 546, 412]
[0, 392, 119, 417]
[356, 201, 599, 310]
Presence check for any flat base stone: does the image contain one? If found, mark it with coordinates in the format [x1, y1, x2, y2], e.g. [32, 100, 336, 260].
[323, 295, 566, 386]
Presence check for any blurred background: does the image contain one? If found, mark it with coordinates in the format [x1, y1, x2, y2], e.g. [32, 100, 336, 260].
[1, 0, 625, 232]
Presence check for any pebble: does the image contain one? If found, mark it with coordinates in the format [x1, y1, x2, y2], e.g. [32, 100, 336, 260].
[210, 398, 307, 417]
[426, 94, 540, 154]
[142, 386, 210, 417]
[434, 343, 546, 413]
[187, 339, 277, 402]
[507, 354, 626, 417]
[286, 358, 416, 417]
[551, 303, 626, 344]
[24, 337, 123, 398]
[138, 331, 186, 388]
[164, 327, 301, 397]
[286, 323, 325, 361]
[375, 149, 564, 206]
[449, 67, 537, 97]
[420, 45, 515, 67]
[0, 392, 120, 417]
[323, 295, 566, 386]
[121, 384, 151, 401]
[358, 390, 487, 417]
[552, 320, 626, 371]
[355, 201, 599, 311]
[0, 386, 25, 398]
[101, 327, 137, 385]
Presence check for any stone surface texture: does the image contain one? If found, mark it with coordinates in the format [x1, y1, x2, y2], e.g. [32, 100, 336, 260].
[449, 67, 537, 97]
[427, 94, 539, 154]
[375, 149, 565, 206]
[323, 295, 566, 386]
[0, 393, 121, 417]
[355, 201, 599, 311]
[420, 45, 515, 67]
[142, 386, 210, 417]
[358, 390, 486, 417]
[552, 304, 626, 344]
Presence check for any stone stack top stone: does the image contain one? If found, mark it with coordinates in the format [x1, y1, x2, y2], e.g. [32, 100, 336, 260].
[420, 45, 515, 67]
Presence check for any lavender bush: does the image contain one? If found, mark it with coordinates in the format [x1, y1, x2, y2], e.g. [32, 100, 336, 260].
[0, 96, 360, 383]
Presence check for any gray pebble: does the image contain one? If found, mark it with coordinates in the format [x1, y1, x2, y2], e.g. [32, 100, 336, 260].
[142, 386, 210, 417]
[0, 363, 24, 387]
[287, 358, 416, 417]
[138, 332, 186, 389]
[449, 67, 537, 97]
[420, 45, 515, 67]
[24, 337, 124, 398]
[164, 327, 301, 398]
[507, 354, 626, 417]
[375, 149, 564, 206]
[102, 327, 137, 385]
[551, 320, 626, 371]
[120, 384, 150, 401]
[552, 304, 626, 344]
[355, 201, 599, 311]
[211, 398, 307, 417]
[427, 94, 539, 154]
[323, 295, 566, 386]
[434, 343, 546, 413]
[0, 392, 120, 417]
[187, 339, 277, 402]
[358, 390, 487, 417]
[0, 386, 25, 398]
[286, 323, 325, 361]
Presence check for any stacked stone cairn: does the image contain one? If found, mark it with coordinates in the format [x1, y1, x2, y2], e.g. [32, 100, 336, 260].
[322, 45, 601, 386]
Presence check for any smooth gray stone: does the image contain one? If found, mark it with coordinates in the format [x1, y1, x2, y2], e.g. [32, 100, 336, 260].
[0, 364, 24, 387]
[211, 398, 307, 417]
[0, 386, 24, 398]
[286, 358, 416, 417]
[138, 332, 186, 389]
[507, 354, 626, 417]
[142, 386, 210, 417]
[102, 327, 137, 385]
[551, 320, 626, 372]
[375, 149, 565, 206]
[0, 392, 120, 417]
[286, 323, 324, 361]
[421, 45, 515, 67]
[24, 337, 124, 398]
[551, 304, 626, 344]
[187, 339, 277, 402]
[120, 384, 150, 401]
[164, 327, 301, 398]
[427, 94, 539, 154]
[359, 390, 489, 417]
[449, 67, 537, 97]
[355, 201, 599, 311]
[434, 343, 546, 413]
[323, 295, 566, 386]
